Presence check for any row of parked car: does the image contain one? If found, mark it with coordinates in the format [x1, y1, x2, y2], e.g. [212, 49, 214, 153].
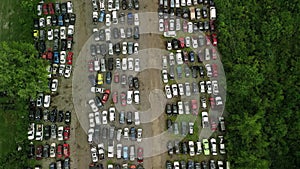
[166, 159, 226, 169]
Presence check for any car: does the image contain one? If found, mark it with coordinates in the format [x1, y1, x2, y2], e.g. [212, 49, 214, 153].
[91, 146, 98, 162]
[215, 96, 223, 105]
[159, 19, 164, 32]
[127, 58, 134, 70]
[217, 161, 224, 169]
[212, 63, 218, 77]
[35, 145, 43, 160]
[123, 145, 129, 160]
[166, 161, 173, 169]
[109, 107, 116, 122]
[57, 126, 64, 141]
[184, 82, 191, 96]
[88, 99, 99, 112]
[134, 42, 139, 54]
[202, 111, 209, 128]
[106, 71, 112, 84]
[134, 91, 140, 104]
[122, 42, 128, 55]
[202, 139, 210, 155]
[167, 141, 173, 155]
[112, 91, 118, 104]
[191, 99, 198, 115]
[137, 128, 142, 142]
[219, 135, 226, 154]
[127, 12, 133, 25]
[102, 110, 108, 124]
[210, 138, 217, 155]
[171, 84, 178, 96]
[133, 77, 139, 89]
[165, 84, 172, 99]
[120, 92, 127, 106]
[176, 50, 183, 64]
[166, 41, 172, 50]
[185, 36, 191, 47]
[219, 116, 226, 132]
[212, 33, 218, 46]
[189, 141, 195, 156]
[105, 13, 111, 26]
[134, 58, 140, 72]
[56, 144, 63, 158]
[63, 143, 70, 157]
[129, 145, 135, 161]
[162, 69, 169, 83]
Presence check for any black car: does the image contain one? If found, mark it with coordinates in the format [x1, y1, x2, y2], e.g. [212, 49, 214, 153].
[199, 65, 205, 77]
[163, 8, 169, 19]
[126, 27, 133, 38]
[64, 158, 70, 169]
[53, 39, 59, 51]
[202, 6, 208, 18]
[35, 108, 42, 121]
[61, 39, 67, 51]
[182, 8, 189, 19]
[198, 21, 204, 31]
[49, 108, 57, 123]
[167, 119, 172, 132]
[95, 96, 103, 108]
[204, 21, 209, 31]
[99, 29, 105, 41]
[166, 104, 172, 115]
[181, 161, 187, 169]
[39, 41, 46, 53]
[106, 71, 112, 84]
[133, 77, 139, 89]
[108, 58, 114, 70]
[172, 39, 179, 49]
[158, 7, 163, 18]
[114, 43, 121, 54]
[181, 142, 188, 154]
[43, 144, 50, 158]
[65, 111, 71, 125]
[172, 103, 178, 115]
[113, 27, 120, 39]
[128, 75, 134, 88]
[133, 26, 139, 39]
[191, 66, 198, 78]
[61, 3, 67, 14]
[127, 111, 132, 124]
[169, 8, 175, 17]
[122, 0, 127, 10]
[100, 44, 107, 56]
[33, 19, 39, 28]
[134, 0, 139, 10]
[49, 162, 56, 169]
[70, 13, 76, 25]
[202, 161, 208, 169]
[55, 2, 61, 13]
[166, 161, 172, 169]
[188, 160, 195, 169]
[189, 51, 195, 62]
[175, 8, 181, 17]
[44, 125, 51, 140]
[195, 162, 201, 169]
[27, 143, 35, 158]
[29, 109, 35, 121]
[64, 14, 70, 26]
[57, 110, 64, 122]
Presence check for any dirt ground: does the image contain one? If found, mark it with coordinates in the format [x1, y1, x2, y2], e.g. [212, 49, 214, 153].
[45, 0, 171, 169]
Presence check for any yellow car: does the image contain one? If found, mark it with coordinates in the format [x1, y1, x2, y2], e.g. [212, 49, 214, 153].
[97, 73, 103, 85]
[33, 30, 39, 39]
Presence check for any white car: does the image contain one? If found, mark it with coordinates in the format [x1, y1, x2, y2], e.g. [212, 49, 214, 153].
[178, 83, 184, 96]
[206, 81, 212, 94]
[51, 79, 58, 92]
[159, 19, 164, 32]
[94, 60, 100, 71]
[171, 84, 178, 96]
[128, 58, 134, 70]
[134, 42, 139, 54]
[64, 65, 72, 78]
[187, 0, 192, 6]
[134, 58, 140, 72]
[219, 135, 226, 154]
[122, 58, 127, 70]
[200, 81, 205, 93]
[212, 80, 219, 95]
[137, 128, 142, 142]
[105, 28, 111, 41]
[43, 95, 51, 108]
[162, 55, 168, 69]
[188, 141, 195, 156]
[175, 18, 181, 31]
[185, 82, 191, 96]
[202, 111, 209, 128]
[60, 51, 66, 63]
[102, 110, 108, 124]
[98, 143, 105, 159]
[210, 138, 217, 155]
[35, 124, 43, 141]
[122, 42, 127, 55]
[108, 42, 113, 55]
[184, 101, 190, 114]
[60, 26, 66, 39]
[89, 113, 95, 128]
[108, 164, 113, 169]
[94, 112, 101, 125]
[88, 99, 99, 112]
[91, 146, 98, 162]
[39, 17, 45, 27]
[109, 107, 116, 122]
[162, 69, 169, 83]
[188, 22, 193, 33]
[181, 0, 186, 6]
[50, 143, 56, 158]
[107, 0, 113, 11]
[165, 85, 172, 99]
[134, 91, 140, 104]
[127, 90, 133, 104]
[192, 37, 198, 48]
[28, 123, 35, 140]
[169, 52, 175, 65]
[178, 101, 184, 114]
[196, 141, 202, 155]
[106, 13, 111, 26]
[201, 97, 207, 109]
[185, 36, 191, 47]
[215, 96, 223, 105]
[169, 19, 175, 31]
[134, 111, 140, 125]
[134, 13, 139, 26]
[189, 122, 194, 134]
[100, 58, 106, 72]
[115, 0, 120, 10]
[46, 16, 52, 26]
[205, 64, 212, 77]
[167, 41, 172, 50]
[120, 27, 126, 38]
[117, 144, 122, 159]
[123, 128, 129, 140]
[175, 50, 183, 65]
[57, 126, 64, 141]
[99, 0, 105, 11]
[174, 161, 180, 169]
[88, 128, 94, 144]
[67, 25, 74, 35]
[37, 4, 42, 16]
[67, 1, 73, 13]
[93, 28, 99, 41]
[47, 29, 53, 40]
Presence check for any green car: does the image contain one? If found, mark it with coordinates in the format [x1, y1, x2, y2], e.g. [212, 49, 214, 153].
[202, 139, 210, 155]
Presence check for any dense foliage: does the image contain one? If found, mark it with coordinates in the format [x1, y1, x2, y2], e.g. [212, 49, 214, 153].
[215, 0, 300, 168]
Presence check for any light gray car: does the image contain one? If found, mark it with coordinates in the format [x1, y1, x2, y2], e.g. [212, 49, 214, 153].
[90, 44, 96, 56]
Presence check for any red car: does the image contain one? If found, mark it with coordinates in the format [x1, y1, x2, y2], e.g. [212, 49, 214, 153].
[57, 144, 63, 158]
[113, 91, 118, 104]
[43, 4, 48, 15]
[212, 64, 218, 77]
[209, 97, 215, 109]
[36, 145, 43, 160]
[211, 120, 217, 131]
[114, 72, 119, 83]
[120, 92, 126, 106]
[88, 60, 94, 72]
[206, 35, 211, 46]
[137, 147, 144, 163]
[212, 48, 217, 60]
[63, 143, 70, 158]
[164, 20, 169, 32]
[178, 37, 185, 48]
[130, 165, 136, 169]
[63, 126, 70, 140]
[183, 20, 188, 32]
[48, 3, 55, 15]
[67, 52, 73, 65]
[102, 89, 110, 104]
[212, 33, 218, 46]
[191, 100, 198, 115]
[47, 48, 53, 60]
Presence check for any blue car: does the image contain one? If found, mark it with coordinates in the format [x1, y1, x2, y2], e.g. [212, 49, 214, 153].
[58, 15, 64, 26]
[53, 52, 60, 64]
[99, 11, 105, 22]
[123, 146, 128, 160]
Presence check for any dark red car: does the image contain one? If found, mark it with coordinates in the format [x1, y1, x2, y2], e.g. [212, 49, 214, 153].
[183, 20, 188, 32]
[113, 91, 118, 104]
[43, 4, 48, 15]
[63, 126, 70, 141]
[120, 92, 126, 106]
[67, 52, 73, 65]
[206, 35, 211, 46]
[209, 97, 215, 109]
[212, 64, 218, 77]
[211, 120, 217, 131]
[212, 48, 217, 60]
[191, 100, 198, 115]
[164, 20, 169, 32]
[88, 60, 94, 72]
[210, 20, 215, 31]
[57, 144, 63, 158]
[178, 37, 185, 48]
[47, 48, 53, 60]
[101, 89, 110, 104]
[48, 3, 55, 15]
[114, 72, 119, 83]
[212, 33, 218, 46]
[137, 147, 144, 163]
[63, 143, 70, 158]
[36, 145, 43, 160]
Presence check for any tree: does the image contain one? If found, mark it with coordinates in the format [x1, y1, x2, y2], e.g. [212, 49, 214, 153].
[0, 41, 49, 100]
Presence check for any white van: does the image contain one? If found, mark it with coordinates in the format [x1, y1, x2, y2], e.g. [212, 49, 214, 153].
[117, 144, 122, 159]
[112, 10, 118, 24]
[210, 6, 216, 20]
[134, 111, 140, 125]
